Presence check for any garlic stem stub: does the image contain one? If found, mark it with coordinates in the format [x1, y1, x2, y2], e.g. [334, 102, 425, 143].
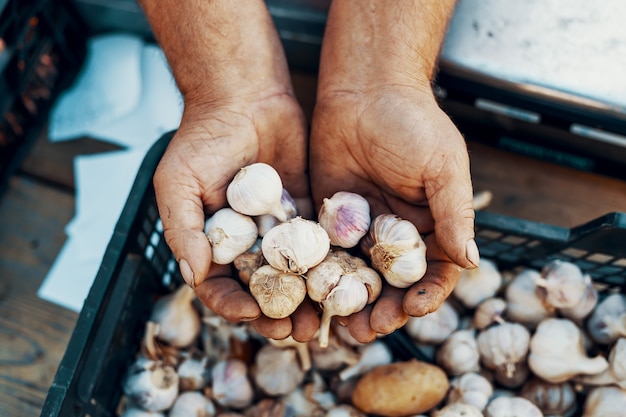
[318, 191, 371, 248]
[365, 214, 427, 288]
[226, 162, 288, 221]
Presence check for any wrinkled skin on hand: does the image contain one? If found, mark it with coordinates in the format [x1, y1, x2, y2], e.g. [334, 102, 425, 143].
[153, 93, 319, 341]
[310, 85, 477, 343]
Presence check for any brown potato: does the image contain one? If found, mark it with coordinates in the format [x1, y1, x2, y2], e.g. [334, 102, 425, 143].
[352, 359, 449, 416]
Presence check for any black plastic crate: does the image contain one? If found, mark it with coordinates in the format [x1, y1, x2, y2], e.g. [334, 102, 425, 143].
[0, 0, 86, 196]
[40, 131, 626, 417]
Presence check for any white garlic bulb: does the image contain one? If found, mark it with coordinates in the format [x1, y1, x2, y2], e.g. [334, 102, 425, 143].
[252, 343, 305, 396]
[226, 162, 287, 221]
[177, 354, 210, 391]
[211, 358, 254, 409]
[520, 377, 578, 417]
[453, 257, 503, 308]
[309, 333, 360, 371]
[338, 340, 393, 381]
[318, 191, 371, 248]
[528, 317, 609, 383]
[587, 293, 626, 345]
[122, 357, 179, 412]
[436, 329, 481, 376]
[477, 322, 530, 380]
[262, 217, 330, 274]
[447, 372, 494, 411]
[204, 208, 258, 264]
[504, 268, 554, 328]
[485, 396, 543, 417]
[577, 337, 626, 389]
[558, 273, 598, 324]
[405, 300, 459, 345]
[473, 297, 507, 330]
[248, 265, 307, 319]
[168, 391, 216, 417]
[433, 402, 484, 417]
[582, 385, 626, 417]
[254, 188, 298, 237]
[365, 214, 427, 288]
[150, 284, 200, 348]
[535, 259, 587, 309]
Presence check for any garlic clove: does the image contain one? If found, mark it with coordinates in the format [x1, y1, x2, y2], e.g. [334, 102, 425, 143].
[447, 372, 494, 411]
[226, 162, 287, 221]
[168, 391, 216, 417]
[317, 191, 371, 249]
[210, 358, 254, 409]
[477, 321, 530, 380]
[405, 300, 459, 345]
[252, 343, 306, 396]
[366, 214, 427, 288]
[453, 257, 503, 308]
[436, 329, 481, 377]
[432, 402, 484, 417]
[262, 217, 331, 274]
[248, 265, 307, 319]
[535, 259, 587, 309]
[150, 284, 201, 348]
[204, 207, 258, 265]
[484, 396, 543, 417]
[528, 317, 609, 383]
[587, 292, 626, 345]
[122, 357, 179, 412]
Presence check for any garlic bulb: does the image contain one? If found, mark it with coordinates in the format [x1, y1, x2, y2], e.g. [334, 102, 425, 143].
[364, 214, 427, 288]
[587, 293, 626, 345]
[226, 162, 287, 221]
[317, 191, 371, 248]
[204, 208, 258, 264]
[309, 333, 360, 371]
[477, 321, 530, 380]
[306, 251, 381, 348]
[252, 343, 305, 396]
[248, 265, 307, 319]
[453, 257, 503, 308]
[210, 358, 254, 409]
[484, 396, 543, 417]
[122, 357, 179, 412]
[528, 317, 609, 383]
[268, 335, 312, 371]
[433, 402, 484, 417]
[262, 217, 330, 274]
[447, 372, 494, 411]
[520, 377, 577, 417]
[177, 354, 210, 391]
[338, 340, 393, 381]
[168, 391, 216, 417]
[504, 268, 553, 328]
[436, 329, 481, 376]
[535, 259, 587, 309]
[254, 188, 299, 237]
[150, 284, 200, 348]
[493, 359, 530, 389]
[405, 300, 459, 345]
[582, 386, 626, 417]
[558, 273, 598, 324]
[577, 337, 626, 389]
[473, 297, 507, 330]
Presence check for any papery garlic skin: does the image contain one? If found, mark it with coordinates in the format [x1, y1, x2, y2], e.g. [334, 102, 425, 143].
[150, 284, 200, 348]
[122, 357, 179, 412]
[262, 217, 330, 274]
[226, 162, 287, 221]
[583, 386, 626, 417]
[253, 343, 305, 396]
[405, 300, 459, 345]
[366, 214, 427, 288]
[318, 191, 371, 248]
[477, 322, 530, 379]
[485, 396, 543, 417]
[249, 265, 307, 319]
[454, 258, 502, 308]
[447, 372, 493, 411]
[168, 391, 216, 417]
[528, 317, 609, 383]
[587, 293, 626, 345]
[205, 208, 258, 264]
[211, 358, 254, 409]
[436, 329, 481, 376]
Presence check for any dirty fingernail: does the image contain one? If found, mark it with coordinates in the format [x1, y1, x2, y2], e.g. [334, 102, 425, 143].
[466, 239, 480, 269]
[179, 259, 195, 287]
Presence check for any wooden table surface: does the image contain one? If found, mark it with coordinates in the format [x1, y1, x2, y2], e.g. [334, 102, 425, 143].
[2, 71, 626, 417]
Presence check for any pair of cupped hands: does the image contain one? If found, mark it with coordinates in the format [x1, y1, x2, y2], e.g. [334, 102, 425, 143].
[154, 79, 478, 344]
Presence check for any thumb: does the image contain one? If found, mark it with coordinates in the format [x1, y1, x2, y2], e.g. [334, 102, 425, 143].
[425, 153, 479, 270]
